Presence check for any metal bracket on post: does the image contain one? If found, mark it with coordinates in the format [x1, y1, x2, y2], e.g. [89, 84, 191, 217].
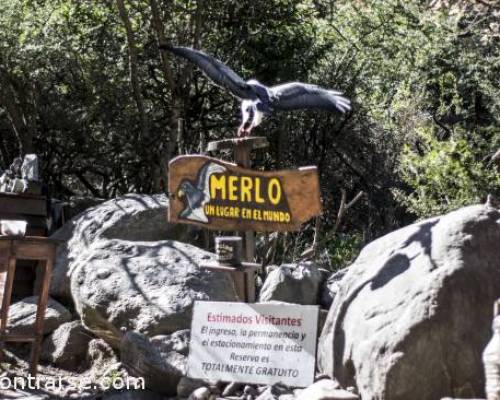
[206, 136, 269, 302]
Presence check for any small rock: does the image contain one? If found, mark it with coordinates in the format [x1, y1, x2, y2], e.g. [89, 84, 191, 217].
[244, 385, 259, 397]
[103, 390, 164, 400]
[41, 320, 93, 371]
[208, 382, 222, 396]
[120, 331, 185, 396]
[295, 380, 358, 400]
[257, 385, 269, 394]
[87, 338, 119, 379]
[189, 386, 210, 400]
[256, 387, 278, 400]
[151, 329, 190, 356]
[0, 389, 49, 400]
[8, 296, 71, 335]
[222, 381, 243, 397]
[259, 262, 323, 305]
[177, 376, 208, 398]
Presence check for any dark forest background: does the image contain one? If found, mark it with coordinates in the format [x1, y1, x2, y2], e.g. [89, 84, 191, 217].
[0, 0, 498, 268]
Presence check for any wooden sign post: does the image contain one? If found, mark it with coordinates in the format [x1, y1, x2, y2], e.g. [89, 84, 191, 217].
[168, 136, 322, 303]
[208, 137, 267, 302]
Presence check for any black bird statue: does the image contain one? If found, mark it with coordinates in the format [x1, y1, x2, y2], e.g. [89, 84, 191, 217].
[177, 162, 226, 223]
[161, 44, 351, 136]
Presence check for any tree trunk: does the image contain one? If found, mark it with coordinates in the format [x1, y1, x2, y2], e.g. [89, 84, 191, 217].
[149, 0, 181, 190]
[115, 0, 148, 141]
[0, 67, 34, 155]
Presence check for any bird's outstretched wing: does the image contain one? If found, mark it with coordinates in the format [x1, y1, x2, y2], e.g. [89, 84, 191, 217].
[197, 162, 227, 196]
[161, 45, 257, 100]
[269, 82, 351, 113]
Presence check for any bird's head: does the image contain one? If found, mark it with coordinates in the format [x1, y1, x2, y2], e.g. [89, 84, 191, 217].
[178, 181, 195, 198]
[240, 100, 265, 136]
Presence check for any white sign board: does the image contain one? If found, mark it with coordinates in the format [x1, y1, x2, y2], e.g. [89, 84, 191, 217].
[187, 301, 319, 387]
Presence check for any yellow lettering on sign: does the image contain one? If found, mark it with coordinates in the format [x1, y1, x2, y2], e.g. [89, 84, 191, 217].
[228, 176, 238, 201]
[255, 178, 265, 204]
[240, 176, 253, 202]
[210, 175, 226, 200]
[268, 178, 282, 205]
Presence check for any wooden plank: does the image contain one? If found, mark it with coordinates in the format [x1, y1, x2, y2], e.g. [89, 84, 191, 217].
[234, 143, 257, 303]
[206, 136, 269, 152]
[0, 254, 16, 364]
[0, 237, 59, 243]
[0, 194, 47, 216]
[30, 257, 53, 376]
[0, 334, 36, 342]
[168, 155, 322, 232]
[11, 241, 56, 260]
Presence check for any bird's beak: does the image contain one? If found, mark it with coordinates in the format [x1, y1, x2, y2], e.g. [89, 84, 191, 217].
[178, 189, 185, 198]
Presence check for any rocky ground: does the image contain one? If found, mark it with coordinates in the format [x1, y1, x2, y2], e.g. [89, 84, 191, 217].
[2, 194, 499, 400]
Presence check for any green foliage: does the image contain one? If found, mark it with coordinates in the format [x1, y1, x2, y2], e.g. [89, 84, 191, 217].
[395, 128, 499, 217]
[0, 0, 499, 267]
[322, 232, 363, 271]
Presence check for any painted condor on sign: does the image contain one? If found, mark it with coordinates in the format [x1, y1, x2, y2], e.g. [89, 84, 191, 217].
[168, 155, 321, 232]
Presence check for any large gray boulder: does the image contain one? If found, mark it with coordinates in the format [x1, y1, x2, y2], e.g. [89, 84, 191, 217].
[71, 239, 236, 347]
[50, 194, 197, 301]
[48, 193, 235, 347]
[318, 204, 500, 400]
[8, 296, 71, 335]
[259, 261, 324, 305]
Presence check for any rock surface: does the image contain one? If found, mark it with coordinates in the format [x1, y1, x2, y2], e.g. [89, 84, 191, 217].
[120, 331, 185, 396]
[188, 386, 211, 400]
[49, 194, 236, 346]
[103, 390, 164, 400]
[259, 261, 323, 305]
[151, 329, 190, 356]
[50, 194, 196, 301]
[8, 296, 71, 335]
[41, 320, 93, 370]
[320, 268, 348, 309]
[86, 338, 119, 379]
[177, 377, 209, 398]
[295, 379, 358, 400]
[71, 239, 236, 347]
[318, 204, 500, 400]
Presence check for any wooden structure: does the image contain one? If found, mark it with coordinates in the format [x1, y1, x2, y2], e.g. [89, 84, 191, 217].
[0, 193, 47, 237]
[0, 193, 48, 300]
[168, 155, 321, 232]
[210, 137, 269, 303]
[0, 237, 59, 376]
[168, 136, 322, 302]
[201, 236, 259, 302]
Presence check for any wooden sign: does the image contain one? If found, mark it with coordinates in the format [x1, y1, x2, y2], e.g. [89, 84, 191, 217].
[187, 301, 319, 387]
[168, 155, 321, 232]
